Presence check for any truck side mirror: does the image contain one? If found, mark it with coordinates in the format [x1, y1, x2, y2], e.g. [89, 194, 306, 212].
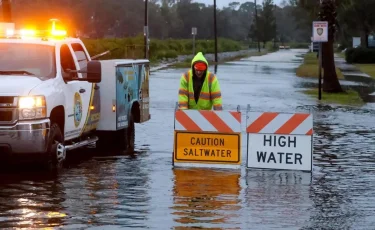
[86, 60, 101, 83]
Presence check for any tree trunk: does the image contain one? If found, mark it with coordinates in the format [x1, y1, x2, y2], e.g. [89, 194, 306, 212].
[360, 30, 368, 48]
[322, 40, 343, 93]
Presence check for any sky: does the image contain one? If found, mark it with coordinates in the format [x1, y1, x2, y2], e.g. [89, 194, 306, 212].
[194, 0, 284, 8]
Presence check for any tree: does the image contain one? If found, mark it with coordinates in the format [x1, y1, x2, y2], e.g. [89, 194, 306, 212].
[297, 0, 343, 93]
[338, 0, 375, 48]
[318, 0, 343, 92]
[260, 0, 277, 47]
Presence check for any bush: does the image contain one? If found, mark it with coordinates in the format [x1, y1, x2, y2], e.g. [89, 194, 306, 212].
[81, 36, 244, 62]
[345, 47, 375, 64]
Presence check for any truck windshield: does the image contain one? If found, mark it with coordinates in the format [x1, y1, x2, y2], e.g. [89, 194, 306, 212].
[0, 43, 56, 80]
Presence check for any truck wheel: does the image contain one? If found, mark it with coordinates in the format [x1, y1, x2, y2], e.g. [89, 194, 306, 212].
[126, 113, 135, 152]
[46, 123, 66, 171]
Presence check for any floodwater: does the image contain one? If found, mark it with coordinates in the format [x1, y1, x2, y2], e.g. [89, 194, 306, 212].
[1, 49, 375, 229]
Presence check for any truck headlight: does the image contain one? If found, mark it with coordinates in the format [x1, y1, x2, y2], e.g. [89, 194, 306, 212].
[18, 96, 46, 120]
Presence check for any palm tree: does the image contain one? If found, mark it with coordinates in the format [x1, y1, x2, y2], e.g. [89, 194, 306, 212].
[318, 0, 343, 92]
[299, 0, 343, 93]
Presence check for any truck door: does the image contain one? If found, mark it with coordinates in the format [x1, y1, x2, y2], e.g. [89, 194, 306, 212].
[138, 63, 150, 123]
[59, 43, 93, 140]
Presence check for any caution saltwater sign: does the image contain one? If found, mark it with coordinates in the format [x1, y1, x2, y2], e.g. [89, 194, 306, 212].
[173, 109, 242, 169]
[174, 132, 240, 164]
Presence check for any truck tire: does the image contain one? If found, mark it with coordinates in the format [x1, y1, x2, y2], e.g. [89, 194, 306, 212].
[126, 113, 135, 153]
[46, 123, 66, 171]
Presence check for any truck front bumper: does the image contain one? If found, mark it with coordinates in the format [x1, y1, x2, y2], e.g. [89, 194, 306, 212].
[0, 119, 50, 155]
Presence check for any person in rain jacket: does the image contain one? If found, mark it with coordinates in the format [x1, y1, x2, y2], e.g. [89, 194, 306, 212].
[178, 52, 223, 110]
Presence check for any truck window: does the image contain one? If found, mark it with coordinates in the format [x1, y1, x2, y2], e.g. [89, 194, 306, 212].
[60, 44, 77, 79]
[71, 43, 88, 78]
[0, 43, 56, 80]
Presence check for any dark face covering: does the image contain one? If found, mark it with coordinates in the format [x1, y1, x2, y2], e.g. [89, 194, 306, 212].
[192, 69, 207, 103]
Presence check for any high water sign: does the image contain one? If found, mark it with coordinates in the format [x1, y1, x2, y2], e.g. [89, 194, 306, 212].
[245, 110, 313, 172]
[173, 109, 242, 169]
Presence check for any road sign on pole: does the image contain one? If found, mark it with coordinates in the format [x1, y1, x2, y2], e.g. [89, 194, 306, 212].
[312, 21, 328, 42]
[192, 27, 197, 56]
[312, 21, 328, 101]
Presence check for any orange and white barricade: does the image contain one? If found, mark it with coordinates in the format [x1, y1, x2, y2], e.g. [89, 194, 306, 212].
[173, 104, 242, 169]
[245, 105, 313, 172]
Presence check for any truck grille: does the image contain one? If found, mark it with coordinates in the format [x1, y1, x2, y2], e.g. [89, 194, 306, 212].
[0, 97, 14, 104]
[0, 111, 12, 121]
[0, 97, 17, 125]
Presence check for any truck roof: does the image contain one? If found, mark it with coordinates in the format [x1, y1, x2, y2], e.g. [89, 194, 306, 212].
[0, 37, 84, 46]
[99, 59, 150, 65]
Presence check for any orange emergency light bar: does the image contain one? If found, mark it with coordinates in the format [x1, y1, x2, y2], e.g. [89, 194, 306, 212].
[3, 28, 67, 39]
[0, 20, 67, 39]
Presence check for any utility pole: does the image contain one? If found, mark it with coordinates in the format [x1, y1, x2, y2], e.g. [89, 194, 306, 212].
[214, 0, 218, 63]
[144, 0, 149, 59]
[254, 0, 260, 52]
[2, 0, 12, 22]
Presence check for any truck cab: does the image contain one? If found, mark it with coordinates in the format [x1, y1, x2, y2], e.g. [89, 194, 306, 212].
[0, 22, 150, 169]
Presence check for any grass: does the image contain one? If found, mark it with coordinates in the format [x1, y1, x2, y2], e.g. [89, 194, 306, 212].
[355, 64, 375, 79]
[169, 50, 269, 68]
[296, 52, 344, 79]
[302, 88, 364, 106]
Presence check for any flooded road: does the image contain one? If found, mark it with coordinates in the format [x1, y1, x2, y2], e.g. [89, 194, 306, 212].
[1, 49, 375, 229]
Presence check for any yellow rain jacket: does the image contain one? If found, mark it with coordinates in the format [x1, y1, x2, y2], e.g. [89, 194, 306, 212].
[178, 52, 223, 110]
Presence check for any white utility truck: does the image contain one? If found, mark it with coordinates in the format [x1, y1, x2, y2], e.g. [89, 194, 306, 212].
[0, 22, 151, 169]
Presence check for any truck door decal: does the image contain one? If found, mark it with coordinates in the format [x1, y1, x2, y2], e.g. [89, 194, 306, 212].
[81, 83, 101, 134]
[116, 66, 131, 129]
[74, 92, 83, 127]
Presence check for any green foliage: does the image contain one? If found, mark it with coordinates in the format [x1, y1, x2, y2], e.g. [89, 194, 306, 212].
[345, 47, 375, 64]
[81, 36, 244, 62]
[249, 0, 278, 45]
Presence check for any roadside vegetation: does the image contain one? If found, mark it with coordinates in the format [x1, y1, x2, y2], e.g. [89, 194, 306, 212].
[296, 52, 344, 79]
[169, 49, 270, 68]
[82, 36, 246, 65]
[302, 88, 364, 106]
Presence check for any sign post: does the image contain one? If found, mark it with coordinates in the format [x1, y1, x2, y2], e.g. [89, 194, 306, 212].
[173, 105, 242, 169]
[192, 27, 197, 56]
[245, 105, 314, 172]
[312, 21, 328, 100]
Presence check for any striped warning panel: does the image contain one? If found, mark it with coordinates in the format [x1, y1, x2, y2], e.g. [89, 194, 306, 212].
[246, 112, 313, 135]
[175, 110, 241, 133]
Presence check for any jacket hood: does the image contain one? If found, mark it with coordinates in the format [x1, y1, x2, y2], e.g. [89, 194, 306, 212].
[191, 52, 209, 68]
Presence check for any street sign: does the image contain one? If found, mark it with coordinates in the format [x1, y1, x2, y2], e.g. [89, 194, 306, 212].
[192, 27, 197, 35]
[174, 132, 241, 163]
[173, 109, 242, 169]
[246, 109, 313, 172]
[312, 21, 328, 42]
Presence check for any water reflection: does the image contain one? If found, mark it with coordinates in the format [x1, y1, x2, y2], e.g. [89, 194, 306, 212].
[171, 168, 241, 229]
[0, 172, 66, 228]
[244, 170, 312, 229]
[61, 152, 151, 228]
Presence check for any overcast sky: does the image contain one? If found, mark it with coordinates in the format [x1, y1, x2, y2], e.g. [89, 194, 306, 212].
[194, 0, 283, 8]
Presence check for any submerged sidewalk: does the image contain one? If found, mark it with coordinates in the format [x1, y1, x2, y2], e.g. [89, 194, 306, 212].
[334, 53, 375, 102]
[334, 54, 373, 83]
